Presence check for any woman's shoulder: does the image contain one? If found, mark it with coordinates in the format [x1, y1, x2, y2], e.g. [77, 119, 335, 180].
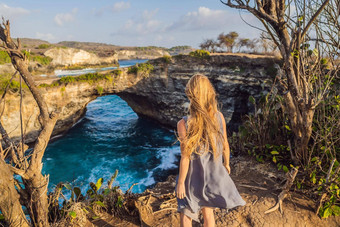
[177, 118, 186, 130]
[216, 111, 223, 119]
[177, 118, 187, 138]
[216, 111, 226, 125]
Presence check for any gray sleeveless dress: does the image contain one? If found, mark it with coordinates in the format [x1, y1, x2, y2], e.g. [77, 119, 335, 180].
[175, 114, 246, 222]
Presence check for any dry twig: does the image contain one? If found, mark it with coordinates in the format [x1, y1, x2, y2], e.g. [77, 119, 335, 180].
[265, 167, 298, 214]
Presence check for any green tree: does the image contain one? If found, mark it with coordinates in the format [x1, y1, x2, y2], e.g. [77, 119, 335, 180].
[217, 31, 239, 52]
[222, 0, 339, 216]
[236, 38, 250, 52]
[200, 39, 219, 53]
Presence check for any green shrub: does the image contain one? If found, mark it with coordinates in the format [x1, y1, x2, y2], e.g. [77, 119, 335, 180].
[59, 73, 111, 85]
[0, 75, 28, 92]
[60, 76, 76, 84]
[22, 50, 30, 59]
[7, 80, 21, 92]
[162, 55, 172, 64]
[189, 50, 210, 58]
[0, 50, 11, 64]
[38, 81, 60, 88]
[230, 78, 340, 218]
[96, 86, 104, 95]
[37, 44, 51, 49]
[32, 55, 53, 65]
[112, 69, 122, 76]
[39, 73, 115, 89]
[47, 169, 136, 222]
[127, 63, 154, 77]
[127, 66, 138, 74]
[38, 83, 50, 88]
[106, 75, 114, 83]
[168, 45, 192, 52]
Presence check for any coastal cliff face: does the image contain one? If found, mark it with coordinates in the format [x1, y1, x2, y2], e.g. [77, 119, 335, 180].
[117, 49, 170, 60]
[2, 54, 280, 143]
[2, 71, 143, 143]
[44, 47, 118, 66]
[119, 54, 280, 131]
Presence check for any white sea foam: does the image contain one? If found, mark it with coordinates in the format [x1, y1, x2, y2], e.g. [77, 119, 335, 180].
[136, 146, 180, 190]
[138, 171, 156, 187]
[155, 146, 180, 170]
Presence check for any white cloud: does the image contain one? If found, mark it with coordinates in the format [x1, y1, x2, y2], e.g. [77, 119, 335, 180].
[54, 8, 78, 26]
[142, 8, 158, 20]
[0, 4, 30, 19]
[110, 6, 262, 47]
[35, 32, 56, 42]
[168, 7, 247, 31]
[112, 1, 130, 12]
[93, 1, 130, 16]
[115, 9, 162, 35]
[92, 8, 105, 17]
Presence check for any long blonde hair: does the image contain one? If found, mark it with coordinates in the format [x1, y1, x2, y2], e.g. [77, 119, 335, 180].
[182, 74, 226, 160]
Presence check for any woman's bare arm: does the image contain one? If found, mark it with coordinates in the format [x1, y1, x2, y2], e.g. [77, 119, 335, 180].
[177, 119, 190, 184]
[219, 112, 231, 172]
[176, 119, 190, 198]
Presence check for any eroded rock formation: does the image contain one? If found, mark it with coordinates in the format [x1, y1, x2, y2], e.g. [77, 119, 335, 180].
[117, 49, 170, 60]
[119, 54, 280, 131]
[2, 54, 280, 143]
[44, 47, 118, 66]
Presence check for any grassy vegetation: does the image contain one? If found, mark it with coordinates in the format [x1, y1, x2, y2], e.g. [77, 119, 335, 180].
[0, 50, 11, 64]
[127, 63, 154, 77]
[37, 44, 51, 49]
[189, 50, 210, 59]
[0, 74, 28, 92]
[63, 64, 89, 70]
[167, 45, 191, 52]
[38, 72, 116, 88]
[0, 49, 53, 66]
[230, 77, 340, 218]
[96, 85, 104, 95]
[56, 46, 68, 49]
[161, 55, 172, 64]
[135, 46, 165, 51]
[112, 69, 122, 76]
[44, 170, 139, 226]
[62, 62, 119, 71]
[32, 55, 53, 65]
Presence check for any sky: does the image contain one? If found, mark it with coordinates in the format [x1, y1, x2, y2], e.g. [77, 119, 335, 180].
[0, 0, 264, 48]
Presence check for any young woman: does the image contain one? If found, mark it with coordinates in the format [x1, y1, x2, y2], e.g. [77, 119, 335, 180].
[175, 74, 246, 227]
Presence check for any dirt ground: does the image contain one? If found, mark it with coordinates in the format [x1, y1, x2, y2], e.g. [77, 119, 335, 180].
[82, 155, 340, 227]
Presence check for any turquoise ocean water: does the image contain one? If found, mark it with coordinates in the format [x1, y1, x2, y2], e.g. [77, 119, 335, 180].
[42, 60, 181, 194]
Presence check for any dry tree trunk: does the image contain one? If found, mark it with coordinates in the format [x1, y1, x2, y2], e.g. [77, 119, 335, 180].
[0, 159, 30, 227]
[0, 20, 59, 226]
[221, 0, 331, 166]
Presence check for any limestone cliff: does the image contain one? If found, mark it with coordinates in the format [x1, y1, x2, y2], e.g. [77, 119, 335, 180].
[117, 49, 170, 60]
[119, 54, 280, 131]
[44, 47, 118, 66]
[2, 54, 280, 143]
[2, 70, 143, 143]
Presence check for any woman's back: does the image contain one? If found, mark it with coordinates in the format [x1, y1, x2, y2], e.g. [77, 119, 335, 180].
[176, 112, 246, 223]
[175, 74, 246, 225]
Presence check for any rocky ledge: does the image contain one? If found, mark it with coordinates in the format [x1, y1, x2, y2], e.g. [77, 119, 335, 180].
[67, 155, 340, 226]
[119, 54, 281, 131]
[3, 53, 280, 143]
